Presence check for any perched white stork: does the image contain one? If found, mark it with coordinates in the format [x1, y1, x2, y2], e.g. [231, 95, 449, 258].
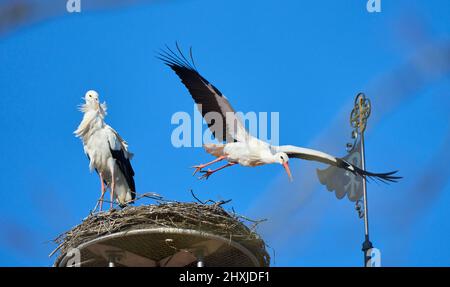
[75, 90, 136, 210]
[159, 46, 400, 183]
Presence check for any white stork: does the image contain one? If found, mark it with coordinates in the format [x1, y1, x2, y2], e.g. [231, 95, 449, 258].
[159, 46, 400, 183]
[75, 90, 136, 210]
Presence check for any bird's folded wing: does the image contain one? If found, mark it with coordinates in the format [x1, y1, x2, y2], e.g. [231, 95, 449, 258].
[107, 125, 133, 159]
[106, 128, 136, 195]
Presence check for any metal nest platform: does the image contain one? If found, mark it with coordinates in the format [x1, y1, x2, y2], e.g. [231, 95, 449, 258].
[52, 202, 270, 267]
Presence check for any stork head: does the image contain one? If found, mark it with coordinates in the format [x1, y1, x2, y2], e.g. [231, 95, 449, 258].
[275, 152, 293, 182]
[84, 90, 100, 108]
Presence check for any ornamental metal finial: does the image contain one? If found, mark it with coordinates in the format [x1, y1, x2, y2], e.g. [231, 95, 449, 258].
[350, 93, 371, 134]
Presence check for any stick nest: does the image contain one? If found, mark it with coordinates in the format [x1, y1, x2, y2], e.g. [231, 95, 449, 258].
[53, 201, 270, 266]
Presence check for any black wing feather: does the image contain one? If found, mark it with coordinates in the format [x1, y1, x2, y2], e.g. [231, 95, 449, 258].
[336, 158, 402, 183]
[158, 45, 231, 142]
[286, 152, 401, 183]
[108, 145, 136, 201]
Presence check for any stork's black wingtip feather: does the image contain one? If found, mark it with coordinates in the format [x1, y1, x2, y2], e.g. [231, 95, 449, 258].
[367, 170, 402, 184]
[351, 165, 402, 185]
[157, 44, 199, 75]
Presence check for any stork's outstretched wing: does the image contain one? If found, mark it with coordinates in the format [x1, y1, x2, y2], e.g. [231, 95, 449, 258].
[158, 44, 249, 143]
[273, 145, 401, 183]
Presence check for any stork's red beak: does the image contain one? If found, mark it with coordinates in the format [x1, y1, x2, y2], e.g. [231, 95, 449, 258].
[283, 162, 293, 182]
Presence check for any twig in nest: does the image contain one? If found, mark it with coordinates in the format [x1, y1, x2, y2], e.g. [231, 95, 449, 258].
[214, 199, 232, 207]
[190, 189, 232, 207]
[190, 189, 204, 204]
[125, 191, 163, 205]
[237, 215, 268, 224]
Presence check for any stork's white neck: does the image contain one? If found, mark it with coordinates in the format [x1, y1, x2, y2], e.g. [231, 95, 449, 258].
[74, 104, 107, 141]
[266, 153, 281, 164]
[256, 146, 281, 164]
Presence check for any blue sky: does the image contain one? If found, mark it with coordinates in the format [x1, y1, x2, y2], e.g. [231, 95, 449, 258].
[0, 0, 449, 266]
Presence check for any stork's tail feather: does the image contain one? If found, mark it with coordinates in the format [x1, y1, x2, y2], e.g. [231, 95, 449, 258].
[118, 190, 136, 208]
[336, 158, 402, 183]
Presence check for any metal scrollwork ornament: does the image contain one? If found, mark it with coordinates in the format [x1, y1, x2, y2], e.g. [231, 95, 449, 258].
[350, 93, 371, 134]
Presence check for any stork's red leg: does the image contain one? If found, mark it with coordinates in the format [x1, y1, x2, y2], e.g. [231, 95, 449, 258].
[110, 179, 115, 210]
[109, 167, 115, 210]
[198, 162, 236, 180]
[95, 173, 107, 212]
[192, 155, 226, 175]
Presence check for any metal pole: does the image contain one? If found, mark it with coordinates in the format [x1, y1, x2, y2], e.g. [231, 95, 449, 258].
[360, 133, 368, 236]
[106, 251, 122, 267]
[360, 132, 373, 266]
[197, 258, 204, 267]
[196, 249, 205, 267]
[351, 93, 374, 267]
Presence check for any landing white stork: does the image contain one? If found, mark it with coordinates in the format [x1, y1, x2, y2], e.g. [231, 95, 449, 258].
[75, 90, 136, 210]
[159, 46, 400, 183]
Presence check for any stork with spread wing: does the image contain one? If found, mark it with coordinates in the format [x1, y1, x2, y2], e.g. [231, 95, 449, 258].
[159, 45, 400, 183]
